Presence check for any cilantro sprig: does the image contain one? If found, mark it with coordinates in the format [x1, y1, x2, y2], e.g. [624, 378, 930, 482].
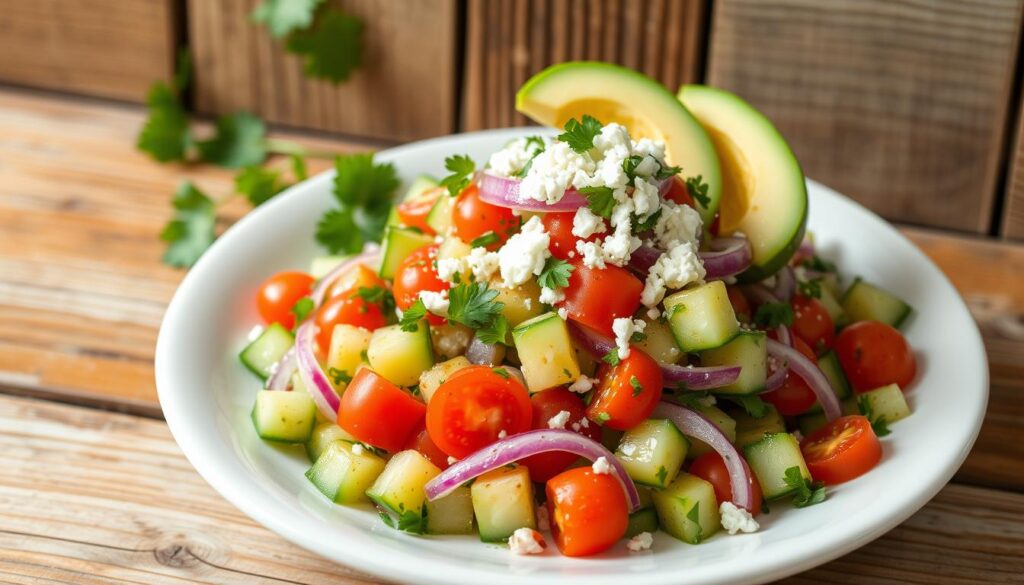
[755, 302, 795, 329]
[783, 466, 827, 508]
[686, 502, 704, 543]
[286, 9, 363, 83]
[630, 375, 644, 396]
[475, 315, 510, 345]
[858, 396, 892, 437]
[399, 299, 428, 332]
[440, 154, 476, 197]
[537, 257, 574, 290]
[159, 182, 216, 268]
[798, 277, 823, 299]
[355, 286, 396, 316]
[447, 282, 505, 329]
[316, 152, 401, 254]
[578, 186, 616, 218]
[290, 297, 315, 324]
[557, 115, 603, 153]
[685, 175, 711, 209]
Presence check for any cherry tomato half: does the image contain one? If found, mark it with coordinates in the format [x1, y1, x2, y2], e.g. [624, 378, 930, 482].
[339, 368, 426, 453]
[792, 295, 834, 355]
[586, 348, 663, 431]
[396, 186, 443, 234]
[546, 467, 629, 557]
[562, 260, 643, 336]
[392, 245, 448, 326]
[404, 425, 450, 470]
[760, 337, 818, 416]
[426, 365, 532, 459]
[663, 176, 696, 208]
[834, 321, 917, 392]
[521, 388, 601, 482]
[452, 185, 519, 247]
[542, 211, 604, 260]
[314, 288, 387, 354]
[256, 271, 314, 329]
[688, 452, 762, 515]
[800, 415, 882, 485]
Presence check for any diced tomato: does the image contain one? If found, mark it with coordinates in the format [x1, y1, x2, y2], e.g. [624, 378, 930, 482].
[521, 388, 601, 482]
[688, 452, 762, 515]
[727, 286, 752, 323]
[404, 425, 450, 470]
[314, 288, 387, 354]
[256, 271, 314, 329]
[791, 295, 834, 354]
[392, 245, 448, 326]
[663, 176, 695, 208]
[835, 321, 916, 392]
[542, 211, 604, 259]
[338, 368, 426, 453]
[760, 337, 818, 416]
[800, 415, 882, 485]
[561, 259, 643, 336]
[452, 185, 519, 248]
[546, 467, 628, 556]
[586, 348, 663, 430]
[326, 263, 388, 300]
[396, 186, 443, 234]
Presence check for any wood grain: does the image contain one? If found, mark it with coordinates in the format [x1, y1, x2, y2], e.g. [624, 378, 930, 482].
[1003, 95, 1024, 240]
[0, 391, 1021, 585]
[0, 0, 179, 102]
[706, 0, 1024, 233]
[461, 0, 707, 130]
[188, 0, 457, 142]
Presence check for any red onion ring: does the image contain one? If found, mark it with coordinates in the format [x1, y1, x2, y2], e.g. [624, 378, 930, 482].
[766, 338, 841, 421]
[295, 321, 341, 421]
[775, 324, 794, 347]
[628, 245, 661, 274]
[765, 351, 788, 392]
[700, 237, 753, 280]
[477, 171, 672, 212]
[310, 245, 381, 308]
[424, 429, 641, 512]
[772, 266, 796, 301]
[652, 402, 757, 511]
[265, 346, 297, 391]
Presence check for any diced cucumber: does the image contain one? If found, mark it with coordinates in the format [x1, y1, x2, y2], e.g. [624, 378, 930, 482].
[366, 450, 441, 533]
[700, 330, 767, 394]
[404, 175, 439, 203]
[426, 192, 453, 235]
[743, 432, 811, 499]
[378, 226, 434, 280]
[494, 280, 543, 326]
[305, 421, 358, 461]
[842, 278, 913, 328]
[817, 285, 849, 329]
[664, 281, 740, 352]
[614, 418, 689, 488]
[601, 427, 625, 452]
[470, 465, 536, 542]
[731, 404, 785, 448]
[251, 390, 317, 443]
[306, 441, 387, 504]
[797, 398, 858, 435]
[687, 405, 736, 459]
[626, 489, 659, 538]
[326, 324, 372, 383]
[635, 315, 683, 365]
[437, 235, 472, 264]
[859, 383, 911, 425]
[309, 255, 351, 279]
[652, 473, 721, 544]
[425, 485, 475, 535]
[418, 356, 471, 403]
[239, 323, 294, 380]
[512, 312, 580, 392]
[367, 324, 435, 387]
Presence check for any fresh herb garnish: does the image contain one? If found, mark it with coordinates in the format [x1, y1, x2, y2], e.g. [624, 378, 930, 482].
[327, 366, 352, 386]
[492, 367, 510, 380]
[686, 502, 703, 543]
[355, 286, 396, 315]
[439, 154, 476, 197]
[286, 9, 363, 83]
[159, 182, 216, 268]
[595, 412, 611, 424]
[728, 395, 769, 418]
[470, 231, 500, 248]
[798, 277, 823, 299]
[755, 302, 795, 329]
[631, 208, 662, 233]
[251, 0, 322, 37]
[514, 136, 547, 178]
[290, 297, 315, 323]
[196, 112, 267, 169]
[602, 348, 621, 366]
[316, 152, 400, 254]
[578, 186, 617, 218]
[475, 315, 510, 345]
[656, 465, 668, 486]
[537, 257, 575, 290]
[447, 282, 505, 329]
[137, 51, 191, 163]
[685, 175, 711, 209]
[858, 395, 892, 437]
[630, 331, 647, 343]
[557, 115, 603, 153]
[235, 165, 285, 206]
[802, 254, 837, 273]
[399, 299, 428, 332]
[783, 466, 827, 508]
[630, 375, 643, 396]
[655, 163, 682, 181]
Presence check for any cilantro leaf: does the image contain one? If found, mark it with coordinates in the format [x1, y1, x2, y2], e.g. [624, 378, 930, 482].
[355, 286, 396, 315]
[537, 257, 574, 290]
[595, 412, 611, 424]
[492, 367, 511, 380]
[602, 348, 621, 367]
[290, 297, 314, 323]
[513, 136, 547, 178]
[655, 163, 682, 181]
[727, 395, 768, 418]
[630, 375, 643, 396]
[315, 209, 361, 253]
[470, 231, 499, 248]
[322, 152, 401, 253]
[160, 182, 216, 268]
[631, 208, 662, 233]
[578, 186, 616, 218]
[802, 254, 837, 273]
[858, 395, 892, 437]
[783, 466, 827, 508]
[327, 366, 352, 386]
[755, 302, 794, 329]
[798, 277, 823, 299]
[440, 154, 476, 197]
[291, 154, 308, 181]
[137, 52, 191, 162]
[399, 299, 428, 332]
[286, 9, 363, 83]
[557, 115, 603, 153]
[447, 282, 504, 329]
[196, 112, 267, 168]
[686, 502, 703, 543]
[251, 0, 323, 38]
[685, 175, 711, 209]
[235, 165, 284, 206]
[656, 465, 668, 485]
[673, 392, 714, 409]
[475, 315, 510, 345]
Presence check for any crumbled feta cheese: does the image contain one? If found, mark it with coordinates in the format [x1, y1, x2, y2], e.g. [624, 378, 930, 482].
[647, 307, 661, 320]
[641, 241, 706, 307]
[509, 527, 546, 555]
[351, 443, 365, 455]
[576, 240, 606, 269]
[633, 155, 661, 179]
[572, 206, 606, 238]
[536, 505, 550, 532]
[591, 456, 612, 475]
[518, 142, 597, 203]
[497, 216, 551, 287]
[539, 286, 565, 305]
[626, 531, 654, 552]
[465, 247, 500, 282]
[589, 123, 633, 190]
[568, 375, 595, 394]
[612, 317, 646, 359]
[547, 410, 571, 429]
[557, 307, 569, 320]
[654, 200, 702, 250]
[419, 290, 449, 316]
[498, 429, 507, 439]
[719, 502, 760, 535]
[631, 177, 661, 218]
[433, 234, 445, 244]
[447, 456, 458, 465]
[435, 257, 465, 282]
[488, 136, 548, 177]
[633, 137, 666, 161]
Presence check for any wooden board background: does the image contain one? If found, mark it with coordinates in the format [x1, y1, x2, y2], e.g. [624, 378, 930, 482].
[188, 0, 458, 142]
[1003, 96, 1024, 240]
[705, 0, 1024, 234]
[0, 0, 179, 102]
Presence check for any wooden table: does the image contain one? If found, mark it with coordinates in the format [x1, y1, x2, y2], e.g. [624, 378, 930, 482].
[1, 87, 1022, 584]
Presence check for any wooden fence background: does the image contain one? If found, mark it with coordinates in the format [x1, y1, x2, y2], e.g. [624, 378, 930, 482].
[2, 0, 1024, 239]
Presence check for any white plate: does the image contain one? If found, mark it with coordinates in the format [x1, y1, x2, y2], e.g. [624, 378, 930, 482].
[156, 128, 988, 585]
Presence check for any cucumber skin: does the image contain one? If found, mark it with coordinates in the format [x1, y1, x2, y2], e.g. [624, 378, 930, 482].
[239, 323, 294, 380]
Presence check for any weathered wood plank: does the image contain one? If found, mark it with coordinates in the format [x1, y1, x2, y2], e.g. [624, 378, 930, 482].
[0, 0, 179, 102]
[1003, 95, 1024, 240]
[706, 0, 1024, 233]
[0, 393, 1020, 584]
[188, 0, 457, 142]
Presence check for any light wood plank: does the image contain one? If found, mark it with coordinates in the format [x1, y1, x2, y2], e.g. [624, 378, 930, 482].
[1003, 94, 1024, 240]
[707, 0, 1024, 233]
[188, 0, 458, 142]
[0, 0, 179, 102]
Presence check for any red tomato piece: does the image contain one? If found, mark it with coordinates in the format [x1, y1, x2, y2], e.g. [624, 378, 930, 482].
[760, 337, 818, 416]
[396, 186, 443, 234]
[314, 288, 387, 354]
[392, 245, 448, 326]
[727, 286, 752, 323]
[562, 259, 643, 336]
[541, 212, 578, 260]
[426, 365, 532, 459]
[256, 271, 314, 329]
[800, 415, 882, 485]
[404, 425, 450, 470]
[338, 368, 426, 453]
[663, 176, 696, 208]
[521, 388, 601, 482]
[452, 185, 519, 247]
[586, 348, 663, 431]
[688, 452, 762, 515]
[834, 321, 917, 392]
[791, 295, 835, 355]
[546, 467, 629, 557]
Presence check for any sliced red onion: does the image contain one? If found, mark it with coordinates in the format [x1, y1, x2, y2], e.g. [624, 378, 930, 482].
[743, 284, 779, 307]
[424, 429, 641, 512]
[700, 237, 752, 280]
[628, 245, 661, 274]
[765, 350, 788, 392]
[766, 338, 841, 421]
[310, 246, 381, 308]
[568, 321, 616, 356]
[772, 266, 796, 301]
[477, 172, 672, 212]
[775, 324, 794, 347]
[652, 402, 756, 511]
[295, 321, 340, 421]
[466, 337, 502, 366]
[265, 346, 297, 391]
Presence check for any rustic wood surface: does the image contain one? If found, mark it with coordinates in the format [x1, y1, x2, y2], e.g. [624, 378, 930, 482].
[1003, 92, 1024, 240]
[188, 0, 458, 142]
[461, 0, 707, 130]
[0, 0, 179, 102]
[706, 0, 1024, 234]
[1, 88, 1024, 584]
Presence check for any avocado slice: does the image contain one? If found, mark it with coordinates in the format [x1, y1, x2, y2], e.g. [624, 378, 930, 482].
[516, 62, 722, 224]
[678, 85, 807, 282]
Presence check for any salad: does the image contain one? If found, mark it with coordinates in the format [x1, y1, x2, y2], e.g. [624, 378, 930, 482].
[239, 63, 918, 557]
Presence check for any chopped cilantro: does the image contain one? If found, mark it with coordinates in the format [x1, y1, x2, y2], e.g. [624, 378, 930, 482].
[686, 502, 703, 543]
[514, 136, 547, 178]
[159, 182, 216, 268]
[755, 302, 794, 329]
[439, 154, 476, 197]
[137, 51, 192, 163]
[290, 297, 315, 324]
[286, 9, 363, 83]
[798, 277, 823, 299]
[858, 395, 892, 437]
[355, 286, 396, 315]
[631, 208, 662, 233]
[602, 348, 621, 366]
[655, 163, 682, 181]
[578, 186, 616, 218]
[685, 175, 711, 209]
[196, 112, 267, 169]
[475, 315, 510, 345]
[656, 465, 668, 486]
[447, 282, 505, 330]
[327, 367, 351, 386]
[557, 115, 603, 153]
[250, 0, 323, 37]
[727, 395, 768, 418]
[783, 466, 827, 508]
[399, 299, 428, 332]
[235, 165, 284, 206]
[595, 412, 611, 424]
[630, 331, 647, 343]
[630, 375, 643, 396]
[470, 231, 499, 248]
[537, 257, 574, 290]
[316, 152, 400, 254]
[492, 367, 510, 380]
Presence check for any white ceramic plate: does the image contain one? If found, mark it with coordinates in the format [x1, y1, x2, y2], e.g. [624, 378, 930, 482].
[156, 128, 988, 585]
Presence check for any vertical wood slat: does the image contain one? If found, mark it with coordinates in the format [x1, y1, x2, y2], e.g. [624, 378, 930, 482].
[0, 0, 178, 102]
[706, 0, 1024, 233]
[188, 0, 458, 142]
[1003, 97, 1024, 239]
[462, 0, 707, 131]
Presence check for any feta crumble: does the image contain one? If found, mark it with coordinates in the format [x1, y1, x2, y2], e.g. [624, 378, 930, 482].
[591, 456, 613, 475]
[498, 429, 508, 439]
[626, 531, 654, 552]
[466, 247, 500, 282]
[518, 141, 597, 204]
[557, 307, 569, 320]
[547, 410, 571, 429]
[487, 136, 548, 177]
[447, 456, 458, 465]
[497, 215, 551, 287]
[575, 240, 606, 269]
[641, 241, 706, 307]
[654, 200, 703, 250]
[419, 290, 450, 316]
[539, 286, 565, 305]
[509, 527, 546, 555]
[647, 306, 662, 320]
[572, 206, 606, 238]
[719, 501, 760, 535]
[567, 375, 595, 394]
[351, 443, 365, 456]
[612, 317, 646, 359]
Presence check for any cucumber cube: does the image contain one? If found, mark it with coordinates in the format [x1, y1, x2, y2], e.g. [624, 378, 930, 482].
[664, 281, 740, 352]
[306, 441, 387, 504]
[239, 323, 294, 380]
[418, 356, 472, 403]
[326, 324, 372, 383]
[731, 404, 785, 448]
[652, 473, 720, 544]
[471, 465, 536, 542]
[425, 485, 475, 535]
[379, 226, 435, 279]
[366, 450, 441, 534]
[251, 390, 317, 443]
[615, 418, 689, 488]
[744, 432, 811, 500]
[700, 330, 767, 394]
[512, 312, 580, 393]
[305, 421, 358, 462]
[842, 278, 913, 328]
[367, 324, 435, 387]
[859, 383, 911, 425]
